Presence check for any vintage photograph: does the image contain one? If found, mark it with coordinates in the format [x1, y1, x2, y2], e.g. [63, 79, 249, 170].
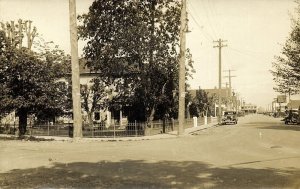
[0, 0, 300, 188]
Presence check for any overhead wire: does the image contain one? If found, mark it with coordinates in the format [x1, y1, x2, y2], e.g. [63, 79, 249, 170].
[187, 7, 215, 42]
[198, 0, 218, 39]
[206, 0, 224, 39]
[186, 1, 215, 42]
[228, 47, 269, 63]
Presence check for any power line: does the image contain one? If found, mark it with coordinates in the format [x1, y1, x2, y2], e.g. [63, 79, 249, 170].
[227, 47, 268, 63]
[206, 0, 223, 38]
[187, 0, 218, 40]
[199, 0, 218, 39]
[187, 8, 214, 41]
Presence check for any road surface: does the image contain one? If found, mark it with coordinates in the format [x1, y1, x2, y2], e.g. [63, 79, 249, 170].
[1, 114, 300, 188]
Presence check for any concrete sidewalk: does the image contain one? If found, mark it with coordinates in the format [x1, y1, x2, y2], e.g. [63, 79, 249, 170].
[0, 122, 217, 142]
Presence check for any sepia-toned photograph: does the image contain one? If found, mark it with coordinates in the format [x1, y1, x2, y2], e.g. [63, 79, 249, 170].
[1, 0, 300, 188]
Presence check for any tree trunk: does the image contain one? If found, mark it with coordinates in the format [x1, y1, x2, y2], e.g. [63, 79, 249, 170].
[87, 111, 93, 127]
[18, 108, 28, 136]
[147, 106, 156, 129]
[162, 117, 166, 133]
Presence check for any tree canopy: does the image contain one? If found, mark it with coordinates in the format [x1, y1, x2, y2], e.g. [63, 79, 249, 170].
[78, 0, 194, 122]
[0, 21, 70, 136]
[271, 1, 300, 96]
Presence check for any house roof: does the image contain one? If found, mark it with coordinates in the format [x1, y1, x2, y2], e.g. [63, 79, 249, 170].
[78, 58, 140, 77]
[204, 88, 230, 98]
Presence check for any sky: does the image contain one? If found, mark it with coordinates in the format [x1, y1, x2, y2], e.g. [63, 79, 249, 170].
[0, 0, 298, 108]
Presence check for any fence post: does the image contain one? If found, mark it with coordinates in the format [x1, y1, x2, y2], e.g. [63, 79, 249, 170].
[193, 116, 197, 127]
[29, 120, 32, 136]
[47, 122, 50, 136]
[57, 123, 60, 136]
[13, 121, 16, 135]
[114, 123, 116, 139]
[171, 118, 174, 131]
[135, 120, 137, 137]
[92, 124, 94, 138]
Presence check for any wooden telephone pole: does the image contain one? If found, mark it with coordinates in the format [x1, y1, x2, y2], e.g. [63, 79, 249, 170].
[213, 39, 227, 124]
[69, 0, 82, 138]
[224, 69, 236, 110]
[224, 69, 236, 97]
[178, 0, 187, 135]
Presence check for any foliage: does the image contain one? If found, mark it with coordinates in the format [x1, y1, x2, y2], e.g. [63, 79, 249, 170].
[189, 88, 211, 117]
[78, 0, 194, 122]
[0, 23, 70, 135]
[271, 1, 300, 95]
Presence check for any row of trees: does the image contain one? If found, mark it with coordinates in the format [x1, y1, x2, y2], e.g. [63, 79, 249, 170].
[271, 1, 300, 97]
[0, 0, 199, 136]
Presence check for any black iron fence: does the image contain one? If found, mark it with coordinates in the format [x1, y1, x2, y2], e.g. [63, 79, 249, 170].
[0, 116, 217, 138]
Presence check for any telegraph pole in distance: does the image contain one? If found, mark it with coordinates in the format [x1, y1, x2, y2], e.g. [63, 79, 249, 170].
[224, 69, 236, 97]
[69, 0, 82, 139]
[213, 39, 227, 124]
[178, 0, 187, 135]
[224, 69, 236, 110]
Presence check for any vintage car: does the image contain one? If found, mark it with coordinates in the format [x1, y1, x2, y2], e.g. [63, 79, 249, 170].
[284, 110, 299, 125]
[222, 111, 238, 125]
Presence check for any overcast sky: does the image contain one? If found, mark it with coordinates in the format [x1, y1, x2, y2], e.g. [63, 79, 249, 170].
[0, 0, 297, 108]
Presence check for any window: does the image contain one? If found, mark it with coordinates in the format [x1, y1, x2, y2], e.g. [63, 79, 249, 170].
[94, 112, 100, 121]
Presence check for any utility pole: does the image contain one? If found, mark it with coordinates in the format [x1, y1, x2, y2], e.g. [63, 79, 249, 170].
[69, 0, 82, 139]
[178, 0, 187, 135]
[224, 69, 236, 110]
[224, 69, 236, 97]
[213, 39, 227, 124]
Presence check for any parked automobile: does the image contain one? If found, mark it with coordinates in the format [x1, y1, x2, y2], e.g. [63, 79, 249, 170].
[222, 111, 238, 125]
[284, 110, 299, 125]
[237, 111, 245, 117]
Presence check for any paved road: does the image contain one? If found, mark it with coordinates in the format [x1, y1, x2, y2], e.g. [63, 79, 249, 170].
[1, 114, 300, 188]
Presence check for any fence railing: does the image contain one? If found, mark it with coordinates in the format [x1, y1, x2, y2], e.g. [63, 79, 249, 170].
[0, 116, 218, 138]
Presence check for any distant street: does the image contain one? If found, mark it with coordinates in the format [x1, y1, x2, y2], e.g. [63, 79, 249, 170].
[1, 114, 300, 188]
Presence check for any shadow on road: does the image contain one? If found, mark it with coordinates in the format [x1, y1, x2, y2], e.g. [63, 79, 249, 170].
[1, 160, 300, 188]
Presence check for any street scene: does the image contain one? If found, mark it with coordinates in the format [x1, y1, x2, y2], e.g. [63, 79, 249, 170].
[1, 0, 300, 188]
[1, 114, 300, 188]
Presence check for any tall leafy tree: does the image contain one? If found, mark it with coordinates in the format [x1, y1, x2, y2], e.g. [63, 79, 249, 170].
[0, 22, 70, 136]
[271, 1, 300, 96]
[78, 0, 193, 123]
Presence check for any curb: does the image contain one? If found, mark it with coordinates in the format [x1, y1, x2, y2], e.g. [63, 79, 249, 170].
[0, 122, 218, 142]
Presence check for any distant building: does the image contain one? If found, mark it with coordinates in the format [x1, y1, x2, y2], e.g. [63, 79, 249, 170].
[287, 100, 300, 110]
[188, 87, 230, 99]
[203, 88, 231, 99]
[241, 104, 257, 114]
